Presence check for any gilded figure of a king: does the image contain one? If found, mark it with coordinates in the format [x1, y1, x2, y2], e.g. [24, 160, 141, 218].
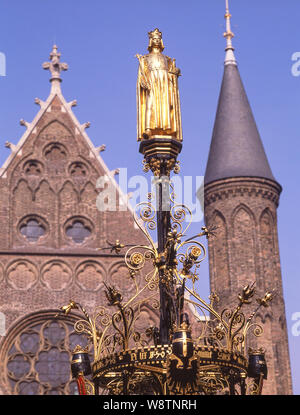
[136, 28, 182, 141]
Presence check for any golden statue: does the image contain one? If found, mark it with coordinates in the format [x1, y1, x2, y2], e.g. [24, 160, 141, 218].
[136, 28, 182, 141]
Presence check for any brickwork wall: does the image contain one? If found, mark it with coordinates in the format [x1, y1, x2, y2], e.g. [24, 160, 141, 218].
[204, 177, 293, 395]
[0, 94, 159, 394]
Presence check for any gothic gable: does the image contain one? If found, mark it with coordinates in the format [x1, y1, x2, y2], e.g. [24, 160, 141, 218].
[0, 88, 140, 252]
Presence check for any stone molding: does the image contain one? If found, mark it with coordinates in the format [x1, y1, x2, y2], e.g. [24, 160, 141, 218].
[204, 177, 282, 207]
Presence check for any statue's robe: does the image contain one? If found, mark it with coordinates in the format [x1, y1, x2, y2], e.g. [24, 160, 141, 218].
[137, 52, 182, 141]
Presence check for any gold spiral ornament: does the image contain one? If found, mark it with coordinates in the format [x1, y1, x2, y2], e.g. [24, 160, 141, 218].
[130, 252, 144, 267]
[190, 246, 202, 259]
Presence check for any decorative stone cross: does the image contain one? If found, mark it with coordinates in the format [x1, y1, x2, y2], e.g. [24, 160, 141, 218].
[42, 45, 68, 82]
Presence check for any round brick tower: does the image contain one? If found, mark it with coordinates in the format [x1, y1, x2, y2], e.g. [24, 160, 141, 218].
[203, 3, 293, 394]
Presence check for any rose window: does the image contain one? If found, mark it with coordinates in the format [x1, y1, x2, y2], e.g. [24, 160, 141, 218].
[65, 218, 92, 244]
[19, 217, 46, 243]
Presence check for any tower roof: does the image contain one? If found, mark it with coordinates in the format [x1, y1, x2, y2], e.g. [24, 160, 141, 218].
[204, 2, 275, 185]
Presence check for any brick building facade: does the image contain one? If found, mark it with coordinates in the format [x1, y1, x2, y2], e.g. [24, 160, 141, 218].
[0, 46, 157, 394]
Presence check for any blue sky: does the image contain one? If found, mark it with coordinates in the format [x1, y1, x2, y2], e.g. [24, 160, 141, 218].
[0, 0, 299, 394]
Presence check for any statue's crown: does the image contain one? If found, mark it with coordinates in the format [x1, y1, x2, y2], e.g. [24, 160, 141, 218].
[148, 28, 162, 39]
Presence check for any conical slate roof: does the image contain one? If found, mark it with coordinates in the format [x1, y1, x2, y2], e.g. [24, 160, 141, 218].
[204, 62, 276, 185]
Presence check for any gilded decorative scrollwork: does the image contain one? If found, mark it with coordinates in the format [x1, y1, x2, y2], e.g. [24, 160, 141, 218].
[57, 181, 274, 395]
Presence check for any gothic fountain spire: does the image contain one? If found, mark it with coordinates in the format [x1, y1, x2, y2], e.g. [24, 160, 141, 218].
[42, 45, 68, 93]
[224, 0, 237, 66]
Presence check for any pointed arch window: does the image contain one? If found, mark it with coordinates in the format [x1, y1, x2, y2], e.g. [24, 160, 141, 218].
[43, 142, 68, 175]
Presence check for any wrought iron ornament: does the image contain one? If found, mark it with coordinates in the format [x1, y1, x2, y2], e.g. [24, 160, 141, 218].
[58, 26, 274, 396]
[58, 180, 274, 395]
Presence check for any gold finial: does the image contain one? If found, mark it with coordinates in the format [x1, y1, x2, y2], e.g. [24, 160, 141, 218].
[223, 0, 237, 65]
[257, 291, 274, 308]
[60, 300, 78, 315]
[238, 282, 256, 305]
